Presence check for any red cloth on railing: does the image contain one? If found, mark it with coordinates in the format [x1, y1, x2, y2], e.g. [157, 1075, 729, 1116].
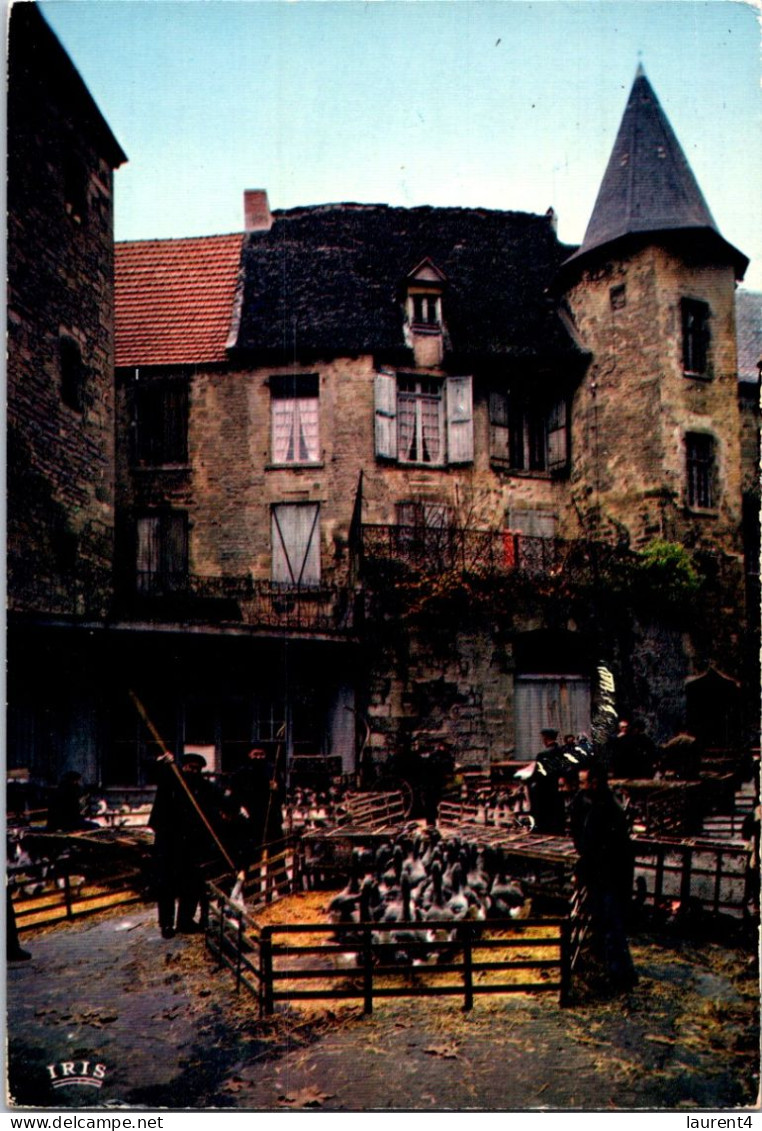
[503, 531, 518, 569]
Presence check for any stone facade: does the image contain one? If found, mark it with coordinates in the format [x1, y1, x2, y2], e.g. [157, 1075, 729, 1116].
[6, 5, 126, 785]
[7, 4, 125, 620]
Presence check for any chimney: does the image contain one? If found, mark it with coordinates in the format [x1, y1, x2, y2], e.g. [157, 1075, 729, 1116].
[244, 189, 272, 232]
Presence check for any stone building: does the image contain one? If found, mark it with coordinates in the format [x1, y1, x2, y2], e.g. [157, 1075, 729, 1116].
[109, 68, 756, 784]
[7, 27, 756, 791]
[6, 4, 127, 787]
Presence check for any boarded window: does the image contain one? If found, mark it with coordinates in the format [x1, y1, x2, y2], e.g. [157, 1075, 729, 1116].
[136, 511, 188, 594]
[514, 675, 591, 761]
[134, 381, 189, 465]
[270, 374, 320, 464]
[271, 503, 320, 586]
[506, 510, 558, 574]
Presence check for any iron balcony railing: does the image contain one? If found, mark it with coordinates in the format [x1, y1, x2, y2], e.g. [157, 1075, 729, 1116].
[127, 574, 358, 633]
[359, 523, 571, 578]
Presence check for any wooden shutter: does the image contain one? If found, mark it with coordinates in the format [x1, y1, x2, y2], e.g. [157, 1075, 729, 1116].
[164, 511, 189, 589]
[547, 397, 568, 472]
[272, 504, 321, 586]
[445, 375, 473, 464]
[489, 391, 510, 462]
[374, 372, 397, 460]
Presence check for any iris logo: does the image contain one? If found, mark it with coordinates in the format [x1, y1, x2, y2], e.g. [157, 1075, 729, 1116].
[46, 1060, 107, 1090]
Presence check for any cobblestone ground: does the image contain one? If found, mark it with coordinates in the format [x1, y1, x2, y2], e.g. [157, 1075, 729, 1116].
[5, 904, 759, 1112]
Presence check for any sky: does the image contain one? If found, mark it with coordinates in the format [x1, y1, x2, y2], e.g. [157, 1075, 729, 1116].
[33, 0, 762, 289]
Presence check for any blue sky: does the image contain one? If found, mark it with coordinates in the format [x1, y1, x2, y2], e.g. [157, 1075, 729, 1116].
[37, 0, 762, 288]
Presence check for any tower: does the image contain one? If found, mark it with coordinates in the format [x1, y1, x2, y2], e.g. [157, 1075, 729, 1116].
[560, 67, 748, 557]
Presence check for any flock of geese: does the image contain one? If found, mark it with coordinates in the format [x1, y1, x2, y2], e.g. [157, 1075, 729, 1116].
[326, 829, 531, 965]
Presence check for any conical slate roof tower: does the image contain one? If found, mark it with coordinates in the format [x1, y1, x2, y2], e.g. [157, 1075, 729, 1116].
[564, 66, 747, 279]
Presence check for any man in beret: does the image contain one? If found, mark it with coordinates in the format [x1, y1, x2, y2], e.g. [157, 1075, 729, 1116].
[148, 751, 224, 939]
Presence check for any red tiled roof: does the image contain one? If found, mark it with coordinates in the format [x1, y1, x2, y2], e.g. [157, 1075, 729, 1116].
[115, 233, 243, 367]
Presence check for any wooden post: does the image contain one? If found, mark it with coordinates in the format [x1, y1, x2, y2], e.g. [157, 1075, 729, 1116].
[679, 845, 692, 913]
[217, 895, 226, 966]
[261, 927, 274, 1016]
[559, 918, 572, 1007]
[62, 870, 73, 919]
[462, 924, 473, 1012]
[362, 924, 374, 1015]
[235, 912, 244, 993]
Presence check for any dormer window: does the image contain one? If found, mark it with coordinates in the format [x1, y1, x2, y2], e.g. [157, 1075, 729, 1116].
[410, 292, 442, 331]
[405, 258, 446, 333]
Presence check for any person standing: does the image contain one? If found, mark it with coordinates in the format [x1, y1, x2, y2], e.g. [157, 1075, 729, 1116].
[46, 771, 97, 831]
[526, 728, 566, 834]
[570, 762, 637, 993]
[148, 752, 224, 939]
[232, 747, 284, 859]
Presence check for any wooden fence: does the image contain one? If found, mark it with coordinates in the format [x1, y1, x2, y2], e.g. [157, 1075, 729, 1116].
[205, 884, 572, 1015]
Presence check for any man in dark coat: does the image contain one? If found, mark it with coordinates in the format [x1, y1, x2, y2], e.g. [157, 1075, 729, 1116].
[527, 728, 566, 835]
[149, 752, 225, 939]
[570, 762, 637, 993]
[46, 771, 96, 831]
[232, 748, 284, 860]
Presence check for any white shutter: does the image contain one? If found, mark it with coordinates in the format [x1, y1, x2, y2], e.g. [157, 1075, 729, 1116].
[374, 372, 397, 460]
[445, 375, 473, 464]
[547, 397, 568, 472]
[272, 504, 320, 586]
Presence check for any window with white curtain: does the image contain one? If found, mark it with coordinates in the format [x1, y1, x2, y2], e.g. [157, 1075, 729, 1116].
[270, 374, 320, 464]
[374, 372, 473, 466]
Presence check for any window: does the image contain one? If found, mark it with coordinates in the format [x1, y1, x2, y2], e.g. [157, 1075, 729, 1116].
[397, 501, 456, 568]
[272, 503, 320, 586]
[374, 373, 473, 465]
[610, 284, 626, 310]
[489, 390, 568, 474]
[136, 511, 188, 594]
[410, 293, 442, 330]
[505, 510, 558, 574]
[270, 374, 320, 464]
[682, 298, 711, 376]
[685, 433, 716, 509]
[60, 337, 85, 412]
[63, 151, 88, 223]
[133, 380, 188, 466]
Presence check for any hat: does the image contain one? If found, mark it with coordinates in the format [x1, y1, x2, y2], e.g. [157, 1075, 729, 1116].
[181, 753, 207, 769]
[540, 727, 558, 739]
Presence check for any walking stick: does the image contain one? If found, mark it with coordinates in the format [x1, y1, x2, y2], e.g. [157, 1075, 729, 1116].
[260, 723, 286, 854]
[128, 689, 237, 872]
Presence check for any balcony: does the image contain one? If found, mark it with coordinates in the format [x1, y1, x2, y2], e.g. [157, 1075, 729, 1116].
[359, 524, 571, 579]
[117, 574, 358, 635]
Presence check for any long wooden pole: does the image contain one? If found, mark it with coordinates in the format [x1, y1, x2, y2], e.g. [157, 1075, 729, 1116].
[128, 689, 236, 872]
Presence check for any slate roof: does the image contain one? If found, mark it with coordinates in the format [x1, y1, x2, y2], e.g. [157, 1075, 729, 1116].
[9, 4, 127, 170]
[736, 290, 762, 385]
[230, 203, 586, 365]
[115, 234, 243, 367]
[564, 68, 747, 279]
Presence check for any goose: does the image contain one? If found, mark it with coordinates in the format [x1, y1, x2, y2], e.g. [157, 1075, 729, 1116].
[487, 868, 527, 920]
[327, 850, 363, 925]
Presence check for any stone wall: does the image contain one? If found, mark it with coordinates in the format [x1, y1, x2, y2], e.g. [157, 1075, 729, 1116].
[7, 15, 119, 619]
